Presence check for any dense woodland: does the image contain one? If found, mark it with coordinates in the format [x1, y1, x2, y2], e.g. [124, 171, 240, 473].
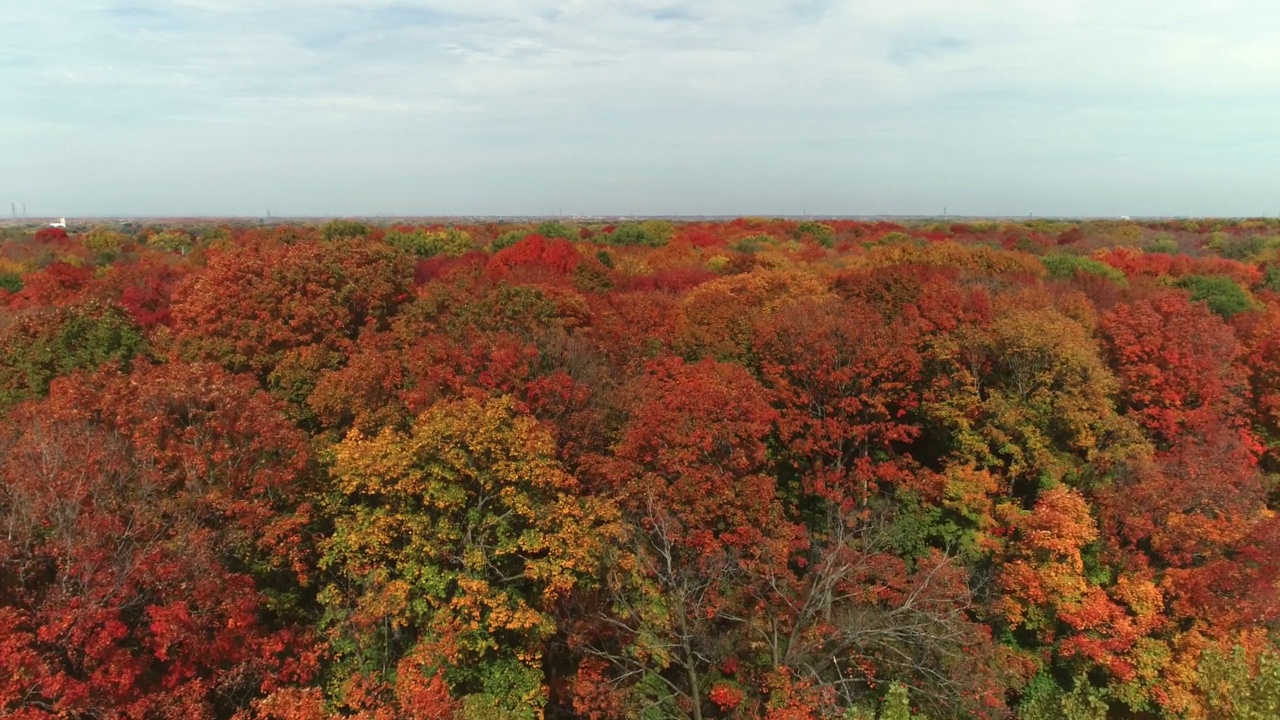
[3, 216, 1280, 719]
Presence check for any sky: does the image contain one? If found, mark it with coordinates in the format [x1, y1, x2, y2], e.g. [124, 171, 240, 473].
[2, 0, 1279, 218]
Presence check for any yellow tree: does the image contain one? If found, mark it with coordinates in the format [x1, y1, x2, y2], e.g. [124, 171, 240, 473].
[925, 301, 1146, 501]
[321, 395, 620, 719]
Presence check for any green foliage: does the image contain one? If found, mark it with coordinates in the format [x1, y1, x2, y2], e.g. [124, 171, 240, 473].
[876, 231, 919, 246]
[432, 227, 475, 256]
[534, 220, 576, 240]
[0, 271, 21, 293]
[490, 229, 527, 251]
[386, 228, 431, 256]
[193, 226, 233, 251]
[438, 282, 562, 337]
[1176, 274, 1252, 318]
[879, 682, 920, 720]
[0, 302, 147, 410]
[838, 683, 927, 720]
[386, 227, 474, 257]
[320, 218, 370, 241]
[1204, 231, 1230, 253]
[1042, 253, 1128, 284]
[572, 261, 613, 292]
[1026, 219, 1076, 236]
[642, 220, 675, 245]
[796, 220, 836, 247]
[1018, 674, 1110, 720]
[455, 658, 546, 720]
[1216, 234, 1280, 261]
[1144, 233, 1180, 255]
[605, 221, 672, 247]
[1197, 645, 1280, 720]
[730, 233, 775, 254]
[604, 224, 647, 246]
[146, 229, 193, 254]
[83, 225, 131, 254]
[1264, 264, 1280, 293]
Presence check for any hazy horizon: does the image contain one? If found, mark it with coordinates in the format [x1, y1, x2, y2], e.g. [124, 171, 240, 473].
[8, 213, 1264, 224]
[5, 1, 1279, 218]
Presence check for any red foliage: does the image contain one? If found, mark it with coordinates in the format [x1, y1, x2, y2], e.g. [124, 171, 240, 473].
[676, 225, 723, 248]
[608, 356, 796, 562]
[0, 363, 317, 718]
[1101, 292, 1252, 447]
[170, 240, 413, 377]
[754, 294, 923, 505]
[33, 227, 69, 243]
[394, 650, 459, 720]
[1097, 246, 1262, 286]
[414, 250, 486, 285]
[488, 234, 581, 282]
[1, 218, 1278, 718]
[91, 254, 189, 328]
[1102, 424, 1275, 626]
[572, 658, 628, 720]
[616, 266, 717, 293]
[1233, 304, 1280, 469]
[9, 262, 93, 308]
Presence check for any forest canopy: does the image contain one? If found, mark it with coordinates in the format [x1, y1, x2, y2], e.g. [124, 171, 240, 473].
[2, 216, 1279, 719]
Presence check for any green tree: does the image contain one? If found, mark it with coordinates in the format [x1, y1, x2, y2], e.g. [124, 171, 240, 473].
[386, 227, 474, 257]
[321, 218, 370, 242]
[146, 229, 194, 254]
[535, 220, 576, 240]
[1017, 674, 1110, 720]
[1175, 274, 1252, 318]
[1042, 254, 1128, 285]
[605, 222, 672, 247]
[796, 220, 836, 247]
[0, 272, 21, 293]
[0, 302, 147, 410]
[1197, 645, 1280, 720]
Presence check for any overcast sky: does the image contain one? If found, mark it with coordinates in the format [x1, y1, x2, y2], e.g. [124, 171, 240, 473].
[2, 0, 1278, 217]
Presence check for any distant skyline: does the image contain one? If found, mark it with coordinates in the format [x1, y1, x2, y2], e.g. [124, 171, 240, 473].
[4, 1, 1279, 218]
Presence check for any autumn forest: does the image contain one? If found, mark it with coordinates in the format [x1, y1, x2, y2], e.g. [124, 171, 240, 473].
[3, 216, 1280, 720]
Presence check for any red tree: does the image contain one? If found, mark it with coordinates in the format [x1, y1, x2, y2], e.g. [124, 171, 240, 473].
[0, 363, 318, 719]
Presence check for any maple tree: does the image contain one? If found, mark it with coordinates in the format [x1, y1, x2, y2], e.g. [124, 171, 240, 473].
[1100, 292, 1251, 448]
[580, 356, 798, 720]
[0, 362, 316, 719]
[170, 238, 413, 382]
[752, 292, 923, 507]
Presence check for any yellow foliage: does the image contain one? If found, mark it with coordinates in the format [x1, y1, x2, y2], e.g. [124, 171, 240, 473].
[324, 395, 622, 689]
[858, 240, 1047, 277]
[926, 304, 1148, 486]
[677, 267, 832, 361]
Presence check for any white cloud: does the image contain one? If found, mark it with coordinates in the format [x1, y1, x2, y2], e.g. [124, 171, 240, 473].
[2, 0, 1279, 216]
